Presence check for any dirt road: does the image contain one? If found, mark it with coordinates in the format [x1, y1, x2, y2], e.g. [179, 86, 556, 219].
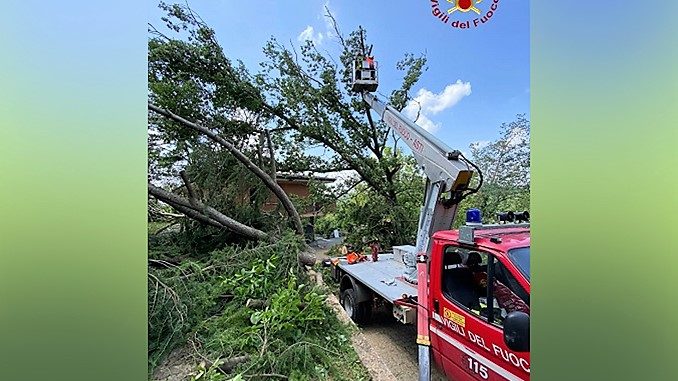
[359, 305, 447, 381]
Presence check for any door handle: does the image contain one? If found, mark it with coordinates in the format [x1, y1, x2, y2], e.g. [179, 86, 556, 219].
[433, 299, 440, 314]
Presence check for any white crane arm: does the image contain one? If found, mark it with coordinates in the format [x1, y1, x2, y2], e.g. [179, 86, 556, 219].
[362, 92, 473, 193]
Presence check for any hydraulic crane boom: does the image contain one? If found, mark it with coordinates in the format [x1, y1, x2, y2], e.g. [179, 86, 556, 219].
[361, 91, 474, 266]
[353, 53, 477, 381]
[362, 92, 473, 194]
[361, 91, 475, 381]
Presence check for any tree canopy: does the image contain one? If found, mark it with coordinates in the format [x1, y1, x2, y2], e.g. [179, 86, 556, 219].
[148, 2, 432, 244]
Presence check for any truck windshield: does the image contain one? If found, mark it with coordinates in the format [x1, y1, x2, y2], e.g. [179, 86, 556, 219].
[508, 247, 530, 281]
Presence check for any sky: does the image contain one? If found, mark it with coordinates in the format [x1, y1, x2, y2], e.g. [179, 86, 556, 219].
[148, 0, 529, 155]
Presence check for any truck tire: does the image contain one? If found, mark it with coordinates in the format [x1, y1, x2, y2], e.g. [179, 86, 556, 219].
[341, 288, 372, 324]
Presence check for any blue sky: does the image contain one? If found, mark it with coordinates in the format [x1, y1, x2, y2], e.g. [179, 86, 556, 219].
[149, 0, 529, 153]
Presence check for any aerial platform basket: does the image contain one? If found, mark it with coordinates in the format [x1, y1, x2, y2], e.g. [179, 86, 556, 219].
[351, 57, 378, 92]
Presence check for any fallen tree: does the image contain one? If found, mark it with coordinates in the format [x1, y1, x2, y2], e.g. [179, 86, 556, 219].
[149, 181, 270, 242]
[149, 104, 304, 236]
[146, 4, 367, 380]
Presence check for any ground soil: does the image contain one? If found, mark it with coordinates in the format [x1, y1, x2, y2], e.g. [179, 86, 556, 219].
[358, 306, 447, 381]
[151, 347, 199, 381]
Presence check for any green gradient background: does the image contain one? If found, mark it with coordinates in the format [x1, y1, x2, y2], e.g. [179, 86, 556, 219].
[531, 1, 678, 380]
[0, 1, 676, 381]
[0, 1, 147, 380]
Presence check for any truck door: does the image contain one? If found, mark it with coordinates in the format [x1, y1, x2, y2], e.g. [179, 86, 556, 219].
[429, 243, 530, 381]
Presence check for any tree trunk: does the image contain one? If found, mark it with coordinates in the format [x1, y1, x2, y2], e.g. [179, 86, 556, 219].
[264, 129, 277, 180]
[149, 104, 304, 236]
[297, 250, 317, 267]
[257, 131, 265, 168]
[148, 184, 270, 241]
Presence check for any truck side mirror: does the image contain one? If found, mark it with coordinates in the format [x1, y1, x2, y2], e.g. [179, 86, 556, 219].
[503, 311, 530, 352]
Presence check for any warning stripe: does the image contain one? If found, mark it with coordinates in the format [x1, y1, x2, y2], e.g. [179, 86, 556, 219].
[429, 317, 523, 381]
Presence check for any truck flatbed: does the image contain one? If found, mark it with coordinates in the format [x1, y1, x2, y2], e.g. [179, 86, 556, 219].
[336, 253, 418, 303]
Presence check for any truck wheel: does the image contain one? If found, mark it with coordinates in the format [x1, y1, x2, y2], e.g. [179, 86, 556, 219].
[341, 288, 372, 324]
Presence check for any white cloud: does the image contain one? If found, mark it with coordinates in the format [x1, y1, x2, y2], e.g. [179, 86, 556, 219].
[412, 80, 472, 115]
[301, 1, 335, 47]
[402, 80, 472, 133]
[297, 25, 324, 45]
[411, 113, 442, 134]
[403, 103, 441, 133]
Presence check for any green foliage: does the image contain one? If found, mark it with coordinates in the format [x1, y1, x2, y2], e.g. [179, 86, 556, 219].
[149, 2, 281, 245]
[223, 255, 280, 300]
[192, 272, 365, 380]
[248, 273, 327, 339]
[454, 114, 530, 227]
[148, 267, 216, 372]
[328, 152, 424, 248]
[149, 3, 264, 129]
[257, 23, 429, 245]
[149, 232, 368, 380]
[148, 5, 380, 379]
[148, 234, 304, 372]
[150, 2, 432, 246]
[314, 212, 338, 238]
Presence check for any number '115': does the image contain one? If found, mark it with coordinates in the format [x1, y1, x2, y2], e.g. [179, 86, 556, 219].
[467, 357, 489, 379]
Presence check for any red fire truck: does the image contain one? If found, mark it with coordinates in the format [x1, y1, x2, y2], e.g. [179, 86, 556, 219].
[329, 55, 531, 381]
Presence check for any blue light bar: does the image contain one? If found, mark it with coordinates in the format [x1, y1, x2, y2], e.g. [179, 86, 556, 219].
[466, 208, 482, 225]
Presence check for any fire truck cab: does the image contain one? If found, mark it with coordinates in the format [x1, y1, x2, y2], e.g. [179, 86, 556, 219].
[428, 222, 530, 381]
[331, 217, 530, 381]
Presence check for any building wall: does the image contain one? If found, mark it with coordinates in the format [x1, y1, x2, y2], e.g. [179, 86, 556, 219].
[262, 181, 311, 212]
